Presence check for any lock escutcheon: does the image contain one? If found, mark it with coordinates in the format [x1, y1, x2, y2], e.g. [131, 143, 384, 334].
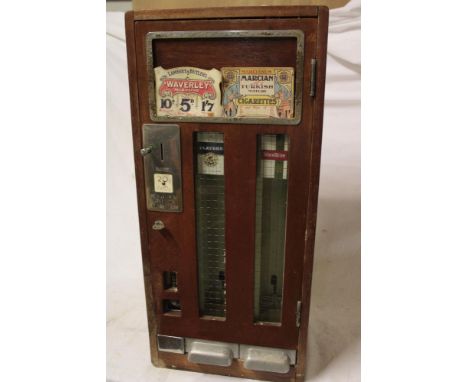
[152, 220, 165, 231]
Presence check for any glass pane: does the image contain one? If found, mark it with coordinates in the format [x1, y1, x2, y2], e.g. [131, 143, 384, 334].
[254, 134, 289, 323]
[195, 132, 226, 318]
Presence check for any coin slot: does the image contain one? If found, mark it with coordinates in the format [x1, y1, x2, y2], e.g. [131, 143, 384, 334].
[142, 124, 182, 212]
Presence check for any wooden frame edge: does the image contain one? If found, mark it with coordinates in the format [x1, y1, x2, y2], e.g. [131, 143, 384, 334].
[295, 5, 329, 382]
[133, 6, 319, 21]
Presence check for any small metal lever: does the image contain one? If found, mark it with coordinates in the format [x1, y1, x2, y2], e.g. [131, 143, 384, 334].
[152, 220, 165, 231]
[140, 146, 153, 156]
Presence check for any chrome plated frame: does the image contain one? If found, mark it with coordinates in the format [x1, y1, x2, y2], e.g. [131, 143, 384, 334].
[145, 30, 305, 125]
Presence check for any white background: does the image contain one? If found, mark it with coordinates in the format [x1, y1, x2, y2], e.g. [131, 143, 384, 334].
[1, 1, 467, 382]
[107, 1, 360, 381]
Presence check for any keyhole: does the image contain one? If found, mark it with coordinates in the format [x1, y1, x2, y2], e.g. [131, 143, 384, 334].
[160, 143, 164, 161]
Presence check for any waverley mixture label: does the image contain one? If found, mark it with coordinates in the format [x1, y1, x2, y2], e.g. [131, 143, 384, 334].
[221, 67, 295, 119]
[155, 66, 223, 117]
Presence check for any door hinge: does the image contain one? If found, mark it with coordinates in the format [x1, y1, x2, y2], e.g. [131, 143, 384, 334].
[296, 301, 302, 327]
[310, 59, 317, 97]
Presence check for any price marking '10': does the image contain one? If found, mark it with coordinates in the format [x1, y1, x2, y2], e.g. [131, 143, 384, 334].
[160, 98, 173, 109]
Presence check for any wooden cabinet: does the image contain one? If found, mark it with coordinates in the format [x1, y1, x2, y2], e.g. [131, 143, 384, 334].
[125, 6, 329, 381]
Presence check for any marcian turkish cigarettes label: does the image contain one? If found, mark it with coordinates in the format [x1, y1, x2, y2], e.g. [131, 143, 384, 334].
[221, 67, 295, 119]
[155, 66, 223, 117]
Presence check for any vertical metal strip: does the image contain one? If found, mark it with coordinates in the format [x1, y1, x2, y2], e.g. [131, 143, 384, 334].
[310, 58, 317, 97]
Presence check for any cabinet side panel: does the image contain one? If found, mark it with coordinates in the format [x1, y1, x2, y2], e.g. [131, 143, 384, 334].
[296, 6, 329, 382]
[125, 10, 160, 366]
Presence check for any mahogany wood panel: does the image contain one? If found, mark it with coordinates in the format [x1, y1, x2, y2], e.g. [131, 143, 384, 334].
[125, 6, 329, 381]
[132, 16, 318, 350]
[152, 38, 297, 70]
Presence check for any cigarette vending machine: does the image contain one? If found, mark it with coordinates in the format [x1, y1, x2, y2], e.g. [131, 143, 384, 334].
[125, 6, 328, 382]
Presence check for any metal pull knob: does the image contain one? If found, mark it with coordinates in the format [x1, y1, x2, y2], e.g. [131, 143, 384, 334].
[140, 146, 153, 156]
[152, 220, 165, 231]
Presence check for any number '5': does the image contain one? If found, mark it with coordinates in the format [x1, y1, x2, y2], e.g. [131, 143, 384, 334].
[180, 98, 191, 112]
